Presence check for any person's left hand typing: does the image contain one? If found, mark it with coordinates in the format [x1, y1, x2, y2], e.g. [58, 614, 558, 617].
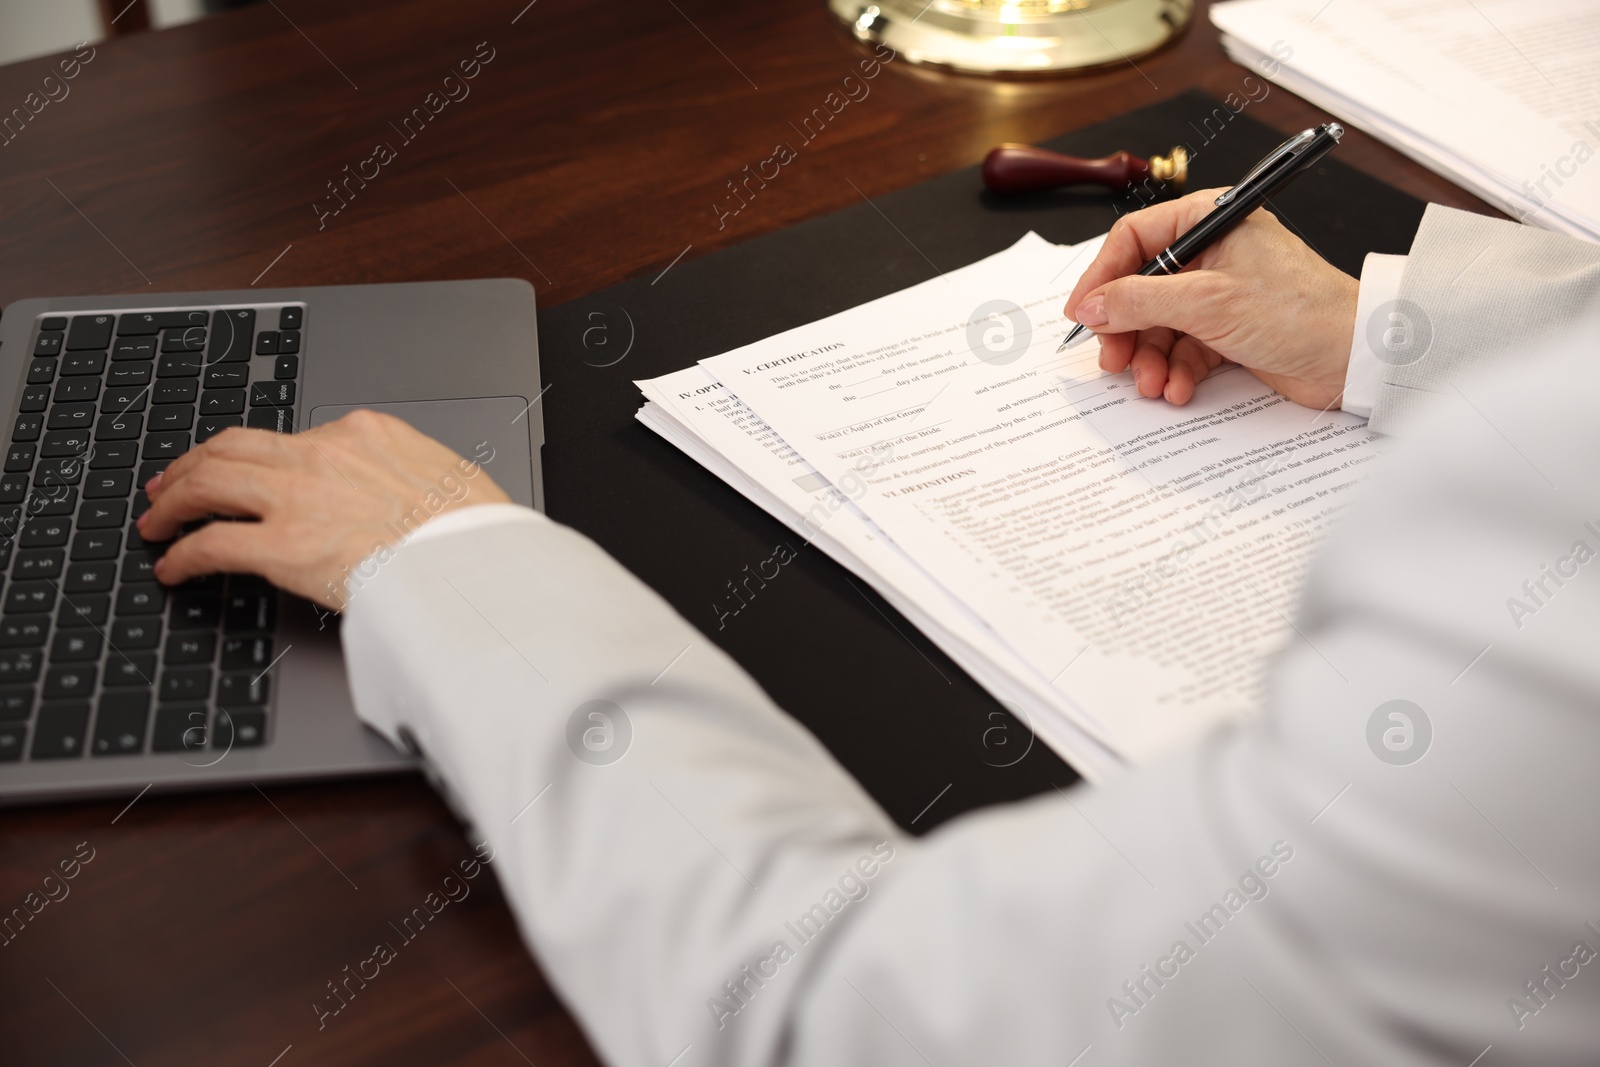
[138, 410, 509, 609]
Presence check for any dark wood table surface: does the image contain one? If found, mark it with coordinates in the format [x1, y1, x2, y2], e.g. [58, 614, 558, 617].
[0, 1, 1492, 1063]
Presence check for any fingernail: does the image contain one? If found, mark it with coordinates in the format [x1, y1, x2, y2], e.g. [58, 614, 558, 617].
[1075, 294, 1107, 327]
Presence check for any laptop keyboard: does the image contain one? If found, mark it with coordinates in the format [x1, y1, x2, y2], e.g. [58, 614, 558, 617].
[0, 305, 304, 764]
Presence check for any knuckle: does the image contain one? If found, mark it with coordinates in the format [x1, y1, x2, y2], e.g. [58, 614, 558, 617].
[341, 409, 384, 432]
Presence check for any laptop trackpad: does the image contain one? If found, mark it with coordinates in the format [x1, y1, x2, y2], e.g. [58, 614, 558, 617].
[308, 397, 539, 510]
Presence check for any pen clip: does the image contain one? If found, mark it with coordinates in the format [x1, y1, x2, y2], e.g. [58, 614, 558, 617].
[1214, 128, 1319, 206]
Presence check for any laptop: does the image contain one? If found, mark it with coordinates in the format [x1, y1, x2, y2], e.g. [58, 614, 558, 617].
[0, 280, 544, 804]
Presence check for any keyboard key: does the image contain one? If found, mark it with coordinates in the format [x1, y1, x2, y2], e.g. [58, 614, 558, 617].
[164, 632, 215, 665]
[156, 353, 201, 378]
[255, 331, 279, 355]
[125, 525, 156, 553]
[64, 560, 116, 593]
[148, 405, 195, 432]
[78, 499, 126, 530]
[0, 683, 35, 716]
[274, 354, 300, 380]
[162, 329, 207, 353]
[120, 550, 160, 584]
[134, 460, 170, 489]
[246, 407, 295, 433]
[143, 432, 190, 460]
[107, 363, 152, 387]
[43, 663, 97, 699]
[72, 528, 122, 560]
[111, 336, 157, 361]
[0, 651, 42, 685]
[93, 691, 150, 755]
[278, 307, 302, 329]
[0, 616, 47, 647]
[132, 489, 150, 519]
[31, 702, 89, 758]
[111, 616, 161, 649]
[5, 581, 55, 614]
[217, 671, 268, 705]
[220, 635, 271, 671]
[223, 588, 276, 632]
[116, 583, 165, 615]
[200, 390, 245, 416]
[203, 364, 249, 389]
[196, 416, 242, 443]
[154, 379, 198, 405]
[41, 316, 68, 332]
[209, 309, 255, 363]
[251, 382, 295, 407]
[42, 429, 90, 458]
[84, 469, 133, 498]
[26, 487, 76, 517]
[13, 547, 63, 580]
[152, 704, 208, 752]
[53, 378, 100, 403]
[67, 315, 114, 350]
[0, 724, 25, 761]
[104, 651, 156, 687]
[0, 508, 21, 541]
[27, 358, 57, 385]
[13, 414, 43, 442]
[171, 584, 222, 629]
[47, 402, 96, 431]
[117, 313, 158, 336]
[19, 385, 50, 413]
[36, 457, 84, 486]
[52, 629, 101, 662]
[61, 352, 107, 378]
[5, 445, 34, 473]
[213, 707, 266, 748]
[120, 310, 207, 335]
[102, 385, 149, 412]
[56, 593, 109, 629]
[95, 410, 142, 439]
[277, 330, 300, 354]
[34, 331, 65, 357]
[0, 473, 25, 504]
[20, 518, 70, 548]
[161, 666, 212, 702]
[90, 441, 139, 469]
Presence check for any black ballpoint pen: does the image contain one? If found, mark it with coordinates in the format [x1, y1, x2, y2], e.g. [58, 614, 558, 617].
[1057, 122, 1344, 352]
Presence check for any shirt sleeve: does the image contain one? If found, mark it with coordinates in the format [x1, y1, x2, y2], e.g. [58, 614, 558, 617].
[1339, 252, 1406, 420]
[400, 501, 547, 547]
[336, 292, 1600, 1064]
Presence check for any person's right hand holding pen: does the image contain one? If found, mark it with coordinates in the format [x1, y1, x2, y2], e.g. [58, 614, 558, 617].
[1062, 124, 1362, 410]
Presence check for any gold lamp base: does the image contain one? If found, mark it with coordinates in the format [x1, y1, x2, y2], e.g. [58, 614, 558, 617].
[830, 0, 1194, 76]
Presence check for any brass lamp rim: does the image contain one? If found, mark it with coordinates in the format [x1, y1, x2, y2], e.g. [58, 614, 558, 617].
[830, 0, 1194, 77]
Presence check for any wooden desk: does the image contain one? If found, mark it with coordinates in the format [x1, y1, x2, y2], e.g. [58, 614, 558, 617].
[0, 1, 1491, 1063]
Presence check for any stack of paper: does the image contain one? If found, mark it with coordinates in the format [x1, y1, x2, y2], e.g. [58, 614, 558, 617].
[1212, 0, 1600, 243]
[636, 234, 1381, 778]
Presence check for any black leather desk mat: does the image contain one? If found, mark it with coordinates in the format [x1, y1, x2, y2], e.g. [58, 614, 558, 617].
[535, 89, 1426, 831]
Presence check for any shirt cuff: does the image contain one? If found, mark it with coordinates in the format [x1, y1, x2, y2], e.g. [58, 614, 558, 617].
[404, 502, 547, 546]
[1341, 253, 1407, 419]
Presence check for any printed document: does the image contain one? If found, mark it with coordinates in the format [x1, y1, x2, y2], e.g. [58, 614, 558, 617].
[642, 233, 1383, 766]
